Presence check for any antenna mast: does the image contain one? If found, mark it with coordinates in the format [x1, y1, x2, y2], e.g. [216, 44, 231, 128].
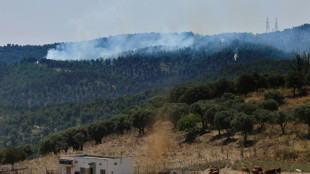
[275, 18, 278, 32]
[266, 16, 270, 33]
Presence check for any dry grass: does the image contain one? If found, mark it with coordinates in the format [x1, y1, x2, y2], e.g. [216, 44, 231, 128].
[17, 122, 242, 173]
[16, 121, 310, 174]
[245, 86, 310, 110]
[15, 87, 310, 174]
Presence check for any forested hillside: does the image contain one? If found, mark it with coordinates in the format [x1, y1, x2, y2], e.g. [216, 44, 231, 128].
[3, 64, 310, 164]
[1, 24, 309, 64]
[0, 58, 292, 148]
[0, 40, 294, 148]
[0, 44, 57, 65]
[0, 89, 165, 147]
[0, 24, 309, 157]
[0, 41, 289, 108]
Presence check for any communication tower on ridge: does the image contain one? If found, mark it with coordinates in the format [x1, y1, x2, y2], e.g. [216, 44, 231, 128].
[266, 16, 270, 33]
[275, 18, 279, 32]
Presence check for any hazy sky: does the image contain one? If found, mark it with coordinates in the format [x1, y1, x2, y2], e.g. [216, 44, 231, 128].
[0, 0, 309, 46]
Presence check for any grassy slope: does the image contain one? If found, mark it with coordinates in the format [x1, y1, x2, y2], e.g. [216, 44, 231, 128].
[10, 88, 310, 174]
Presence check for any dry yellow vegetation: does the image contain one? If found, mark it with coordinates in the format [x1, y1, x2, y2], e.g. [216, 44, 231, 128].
[10, 88, 310, 174]
[13, 120, 310, 174]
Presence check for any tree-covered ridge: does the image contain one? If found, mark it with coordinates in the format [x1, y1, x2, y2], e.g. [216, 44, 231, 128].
[0, 44, 57, 65]
[193, 59, 291, 84]
[4, 68, 310, 160]
[33, 66, 310, 156]
[1, 24, 309, 65]
[0, 89, 164, 147]
[2, 51, 310, 165]
[0, 42, 290, 108]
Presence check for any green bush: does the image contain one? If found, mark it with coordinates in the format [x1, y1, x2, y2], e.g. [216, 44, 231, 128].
[177, 114, 201, 132]
[264, 91, 285, 105]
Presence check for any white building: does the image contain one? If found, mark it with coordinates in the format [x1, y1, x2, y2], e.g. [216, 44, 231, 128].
[59, 154, 133, 174]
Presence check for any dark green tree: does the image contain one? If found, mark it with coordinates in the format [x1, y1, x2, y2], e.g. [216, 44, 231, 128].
[203, 104, 222, 129]
[234, 102, 258, 115]
[87, 121, 109, 144]
[216, 93, 244, 108]
[38, 132, 69, 155]
[130, 107, 153, 136]
[236, 74, 256, 96]
[159, 103, 189, 128]
[213, 78, 235, 97]
[73, 132, 88, 151]
[264, 91, 285, 105]
[260, 99, 278, 111]
[179, 84, 213, 105]
[214, 110, 233, 136]
[1, 146, 26, 169]
[294, 105, 310, 127]
[145, 96, 167, 109]
[19, 144, 33, 157]
[168, 84, 192, 103]
[177, 114, 201, 132]
[286, 71, 305, 97]
[265, 73, 285, 90]
[190, 100, 214, 129]
[111, 115, 131, 135]
[251, 72, 268, 94]
[253, 109, 272, 132]
[231, 112, 255, 145]
[64, 126, 88, 151]
[272, 111, 293, 135]
[290, 51, 310, 74]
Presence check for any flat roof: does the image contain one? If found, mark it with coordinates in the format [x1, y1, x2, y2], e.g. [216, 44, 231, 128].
[60, 154, 127, 160]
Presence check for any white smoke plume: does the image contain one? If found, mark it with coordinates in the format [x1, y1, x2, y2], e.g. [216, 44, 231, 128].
[46, 33, 197, 60]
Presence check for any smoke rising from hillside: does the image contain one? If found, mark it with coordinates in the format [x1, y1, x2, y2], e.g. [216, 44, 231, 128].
[46, 24, 310, 60]
[46, 33, 196, 60]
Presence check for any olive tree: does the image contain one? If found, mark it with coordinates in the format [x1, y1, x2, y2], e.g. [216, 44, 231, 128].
[214, 110, 233, 136]
[272, 111, 293, 135]
[231, 112, 255, 145]
[253, 109, 272, 132]
[294, 105, 310, 127]
[264, 91, 285, 105]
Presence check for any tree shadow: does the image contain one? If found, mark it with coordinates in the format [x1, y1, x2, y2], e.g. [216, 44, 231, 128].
[222, 137, 237, 145]
[184, 129, 206, 144]
[184, 132, 197, 144]
[241, 140, 256, 147]
[210, 132, 232, 142]
[210, 134, 224, 142]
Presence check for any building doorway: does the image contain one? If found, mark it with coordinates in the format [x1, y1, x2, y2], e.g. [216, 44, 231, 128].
[66, 167, 71, 174]
[89, 163, 96, 174]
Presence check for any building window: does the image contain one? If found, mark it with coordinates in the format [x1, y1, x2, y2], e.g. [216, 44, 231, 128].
[80, 168, 85, 174]
[59, 160, 73, 165]
[100, 169, 106, 174]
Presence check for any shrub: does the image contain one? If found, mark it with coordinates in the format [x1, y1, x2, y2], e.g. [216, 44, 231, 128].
[264, 91, 285, 105]
[177, 114, 201, 132]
